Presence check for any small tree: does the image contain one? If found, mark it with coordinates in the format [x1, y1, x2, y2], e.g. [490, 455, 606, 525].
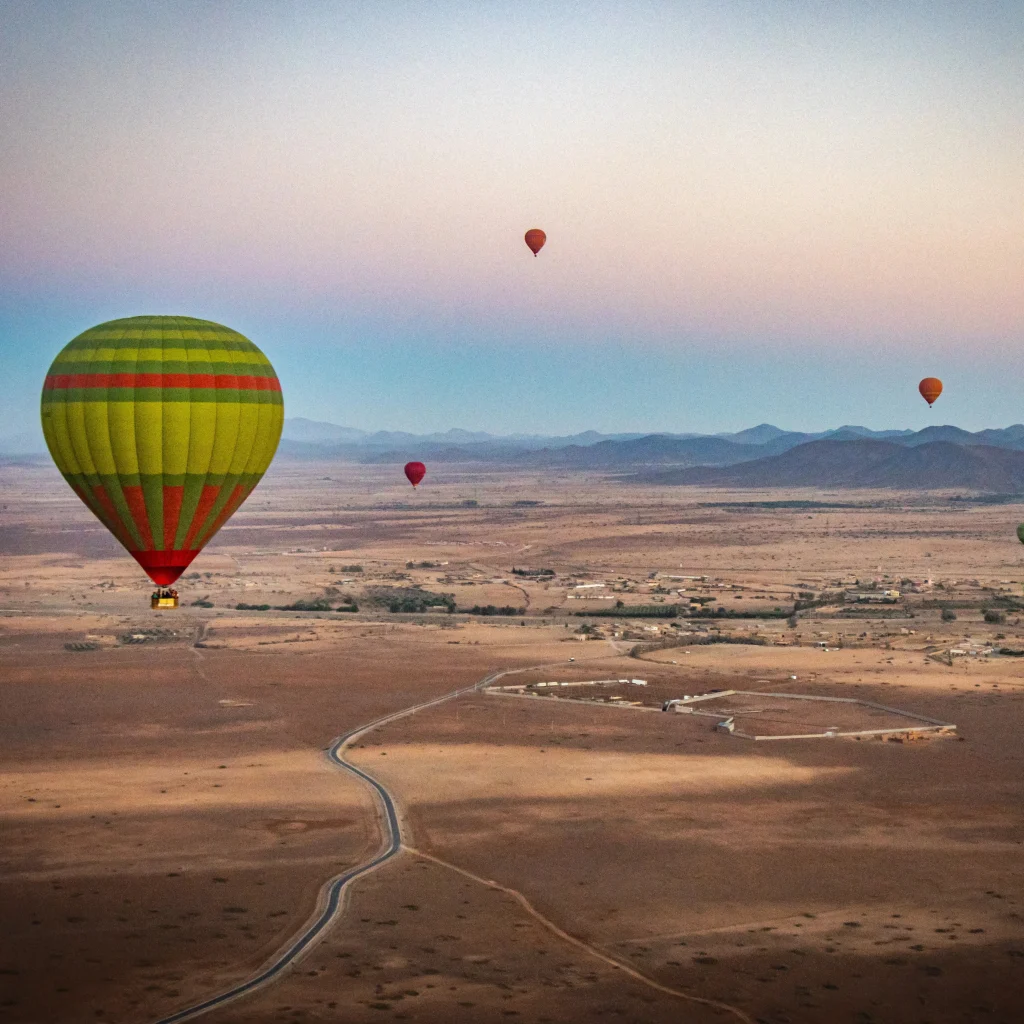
[983, 609, 1006, 624]
[941, 607, 957, 622]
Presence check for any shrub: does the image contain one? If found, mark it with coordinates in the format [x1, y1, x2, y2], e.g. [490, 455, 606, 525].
[276, 598, 333, 612]
[941, 607, 957, 622]
[983, 609, 1006, 624]
[371, 586, 456, 613]
[236, 603, 270, 611]
[582, 605, 679, 618]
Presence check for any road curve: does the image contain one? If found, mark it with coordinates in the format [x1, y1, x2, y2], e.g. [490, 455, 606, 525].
[151, 670, 507, 1024]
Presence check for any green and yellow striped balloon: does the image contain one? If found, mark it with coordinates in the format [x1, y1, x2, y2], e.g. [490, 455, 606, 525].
[41, 316, 283, 585]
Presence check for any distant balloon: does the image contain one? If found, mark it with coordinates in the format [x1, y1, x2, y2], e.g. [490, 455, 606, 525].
[918, 377, 943, 407]
[524, 228, 546, 257]
[41, 316, 283, 587]
[404, 462, 426, 488]
[1017, 523, 1024, 545]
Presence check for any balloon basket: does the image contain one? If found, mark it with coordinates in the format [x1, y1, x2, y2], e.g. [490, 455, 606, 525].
[151, 593, 179, 610]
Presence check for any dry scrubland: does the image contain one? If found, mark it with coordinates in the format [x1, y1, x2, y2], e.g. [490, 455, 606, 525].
[2, 458, 1024, 1023]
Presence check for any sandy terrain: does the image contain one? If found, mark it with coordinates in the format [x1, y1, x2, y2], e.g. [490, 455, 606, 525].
[2, 459, 1023, 1022]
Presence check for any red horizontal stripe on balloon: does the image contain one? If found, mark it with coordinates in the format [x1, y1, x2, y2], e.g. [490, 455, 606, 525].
[43, 373, 280, 391]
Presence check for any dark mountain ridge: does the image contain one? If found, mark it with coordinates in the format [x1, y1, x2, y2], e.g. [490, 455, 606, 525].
[633, 439, 1024, 491]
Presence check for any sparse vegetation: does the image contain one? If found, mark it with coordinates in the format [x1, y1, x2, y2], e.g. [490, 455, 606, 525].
[275, 598, 333, 612]
[370, 586, 456, 613]
[689, 605, 792, 620]
[582, 604, 680, 618]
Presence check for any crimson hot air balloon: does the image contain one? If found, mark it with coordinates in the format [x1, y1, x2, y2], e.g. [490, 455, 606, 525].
[919, 377, 943, 407]
[404, 462, 426, 488]
[524, 228, 546, 256]
[41, 316, 283, 591]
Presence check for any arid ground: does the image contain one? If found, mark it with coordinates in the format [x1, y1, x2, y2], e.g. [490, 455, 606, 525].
[2, 459, 1024, 1023]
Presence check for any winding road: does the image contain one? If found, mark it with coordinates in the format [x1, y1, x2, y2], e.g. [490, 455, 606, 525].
[152, 669, 506, 1024]
[153, 657, 754, 1024]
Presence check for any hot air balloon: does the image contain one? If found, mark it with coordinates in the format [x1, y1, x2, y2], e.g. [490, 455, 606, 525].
[1017, 523, 1024, 545]
[919, 377, 942, 407]
[524, 229, 546, 257]
[41, 316, 283, 594]
[404, 462, 426, 488]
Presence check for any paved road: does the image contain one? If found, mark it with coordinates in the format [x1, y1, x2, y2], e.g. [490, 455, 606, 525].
[152, 670, 505, 1024]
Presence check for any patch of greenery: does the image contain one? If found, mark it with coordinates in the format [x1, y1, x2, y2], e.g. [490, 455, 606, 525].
[276, 598, 334, 612]
[235, 603, 271, 611]
[689, 606, 792, 620]
[370, 586, 456, 613]
[581, 605, 680, 618]
[461, 604, 526, 616]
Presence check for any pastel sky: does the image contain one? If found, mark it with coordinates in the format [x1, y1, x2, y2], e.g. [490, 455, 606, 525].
[2, 0, 1022, 440]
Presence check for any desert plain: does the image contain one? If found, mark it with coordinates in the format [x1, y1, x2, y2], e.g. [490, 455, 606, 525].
[2, 459, 1024, 1024]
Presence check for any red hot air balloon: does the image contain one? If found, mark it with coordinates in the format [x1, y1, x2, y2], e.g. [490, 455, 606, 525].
[404, 462, 426, 488]
[919, 377, 943, 407]
[524, 228, 546, 256]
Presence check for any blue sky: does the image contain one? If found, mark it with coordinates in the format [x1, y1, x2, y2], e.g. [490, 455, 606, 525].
[2, 1, 1022, 441]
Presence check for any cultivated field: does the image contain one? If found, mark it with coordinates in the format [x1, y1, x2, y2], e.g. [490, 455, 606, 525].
[2, 458, 1023, 1023]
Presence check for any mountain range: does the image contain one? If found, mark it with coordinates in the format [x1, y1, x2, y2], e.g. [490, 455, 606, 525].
[271, 418, 1024, 489]
[6, 416, 1024, 490]
[632, 439, 1024, 492]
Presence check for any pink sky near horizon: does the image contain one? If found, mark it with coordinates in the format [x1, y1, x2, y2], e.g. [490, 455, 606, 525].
[2, 1, 1023, 353]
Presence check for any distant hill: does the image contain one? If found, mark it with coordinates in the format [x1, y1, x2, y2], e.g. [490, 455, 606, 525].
[514, 435, 766, 468]
[282, 418, 368, 444]
[633, 439, 1024, 490]
[274, 419, 1024, 461]
[717, 423, 792, 445]
[268, 419, 1024, 489]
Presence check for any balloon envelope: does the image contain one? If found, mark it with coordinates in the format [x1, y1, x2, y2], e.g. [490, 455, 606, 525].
[41, 316, 283, 585]
[404, 462, 426, 487]
[524, 228, 546, 256]
[919, 377, 942, 406]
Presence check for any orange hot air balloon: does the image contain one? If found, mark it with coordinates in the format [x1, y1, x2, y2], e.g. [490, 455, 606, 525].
[919, 377, 943, 407]
[524, 229, 546, 256]
[404, 462, 426, 488]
